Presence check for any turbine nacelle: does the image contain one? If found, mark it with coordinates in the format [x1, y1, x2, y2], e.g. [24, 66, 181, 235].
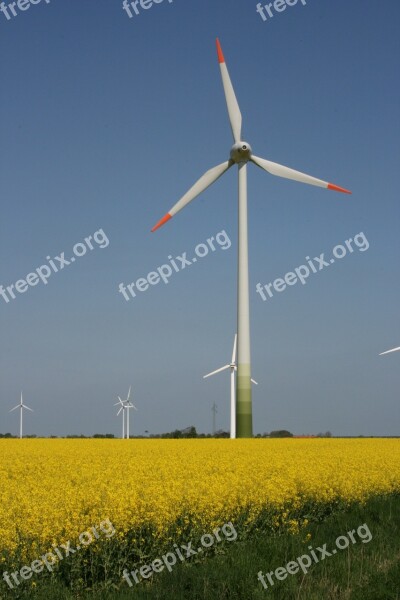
[230, 141, 252, 164]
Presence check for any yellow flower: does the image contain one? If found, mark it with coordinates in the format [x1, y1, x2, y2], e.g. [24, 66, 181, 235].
[0, 438, 399, 562]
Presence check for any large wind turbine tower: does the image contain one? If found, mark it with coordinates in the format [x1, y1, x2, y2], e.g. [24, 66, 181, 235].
[152, 39, 351, 437]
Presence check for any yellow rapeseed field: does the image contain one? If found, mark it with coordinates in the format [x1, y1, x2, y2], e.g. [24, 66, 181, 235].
[1, 439, 399, 562]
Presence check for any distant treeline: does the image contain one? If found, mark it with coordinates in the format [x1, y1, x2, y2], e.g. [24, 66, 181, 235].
[2, 429, 397, 439]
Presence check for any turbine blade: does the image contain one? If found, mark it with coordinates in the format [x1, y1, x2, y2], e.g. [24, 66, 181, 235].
[22, 405, 33, 411]
[216, 39, 242, 143]
[250, 155, 351, 194]
[117, 407, 123, 416]
[231, 334, 237, 364]
[9, 405, 19, 412]
[127, 386, 131, 401]
[151, 160, 233, 232]
[379, 346, 400, 356]
[203, 364, 230, 378]
[251, 379, 258, 385]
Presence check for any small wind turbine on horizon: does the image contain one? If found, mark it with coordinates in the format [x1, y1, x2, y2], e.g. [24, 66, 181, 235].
[125, 387, 138, 439]
[114, 395, 126, 439]
[379, 346, 400, 356]
[151, 38, 351, 437]
[115, 387, 137, 439]
[204, 334, 258, 439]
[9, 392, 33, 439]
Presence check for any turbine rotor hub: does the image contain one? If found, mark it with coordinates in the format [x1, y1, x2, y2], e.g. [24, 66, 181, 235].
[230, 141, 252, 164]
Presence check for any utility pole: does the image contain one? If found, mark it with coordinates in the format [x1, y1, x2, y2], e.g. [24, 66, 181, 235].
[212, 402, 218, 436]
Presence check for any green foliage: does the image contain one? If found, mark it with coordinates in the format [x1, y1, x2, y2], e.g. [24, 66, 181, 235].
[269, 430, 293, 438]
[2, 494, 399, 599]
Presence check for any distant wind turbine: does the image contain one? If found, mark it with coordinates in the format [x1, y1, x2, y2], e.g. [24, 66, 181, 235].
[204, 334, 258, 439]
[114, 395, 127, 439]
[115, 387, 137, 439]
[151, 39, 351, 437]
[9, 392, 33, 439]
[379, 346, 400, 356]
[124, 387, 138, 439]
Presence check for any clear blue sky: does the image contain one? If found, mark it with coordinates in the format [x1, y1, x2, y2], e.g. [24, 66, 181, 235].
[1, 0, 399, 436]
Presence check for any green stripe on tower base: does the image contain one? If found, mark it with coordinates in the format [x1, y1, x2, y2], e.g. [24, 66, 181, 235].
[236, 364, 253, 438]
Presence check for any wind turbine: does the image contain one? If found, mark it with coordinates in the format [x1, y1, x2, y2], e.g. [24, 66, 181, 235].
[379, 346, 400, 356]
[151, 39, 351, 437]
[204, 334, 258, 439]
[124, 386, 138, 439]
[114, 395, 127, 439]
[9, 392, 33, 439]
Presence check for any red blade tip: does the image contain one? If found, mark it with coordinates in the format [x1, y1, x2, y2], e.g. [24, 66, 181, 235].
[151, 213, 172, 233]
[327, 183, 352, 194]
[216, 38, 225, 64]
